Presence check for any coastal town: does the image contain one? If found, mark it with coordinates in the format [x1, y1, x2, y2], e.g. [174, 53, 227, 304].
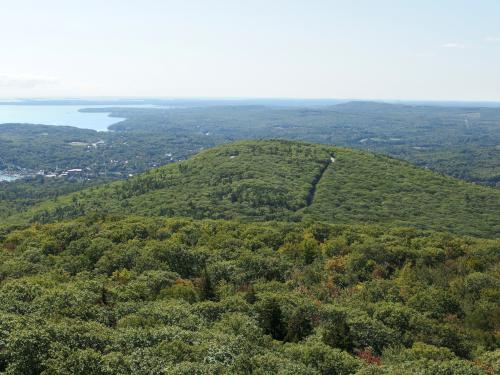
[1, 167, 96, 182]
[0, 151, 178, 183]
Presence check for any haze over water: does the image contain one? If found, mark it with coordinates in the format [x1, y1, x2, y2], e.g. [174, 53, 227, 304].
[0, 105, 127, 131]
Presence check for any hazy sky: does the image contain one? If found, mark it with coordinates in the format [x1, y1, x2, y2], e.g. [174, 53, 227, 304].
[1, 0, 499, 100]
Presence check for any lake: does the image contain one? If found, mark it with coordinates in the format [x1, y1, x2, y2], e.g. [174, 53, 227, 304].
[0, 105, 151, 131]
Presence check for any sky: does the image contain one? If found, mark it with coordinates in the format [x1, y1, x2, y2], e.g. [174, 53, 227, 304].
[1, 0, 499, 101]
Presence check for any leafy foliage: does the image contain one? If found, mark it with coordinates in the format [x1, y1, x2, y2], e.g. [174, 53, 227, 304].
[105, 102, 500, 187]
[0, 217, 497, 374]
[10, 140, 499, 238]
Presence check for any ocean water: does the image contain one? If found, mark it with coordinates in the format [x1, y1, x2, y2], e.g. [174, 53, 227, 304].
[0, 105, 141, 131]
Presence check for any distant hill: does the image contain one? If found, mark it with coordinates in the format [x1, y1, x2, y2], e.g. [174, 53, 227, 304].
[303, 147, 499, 236]
[332, 101, 402, 113]
[6, 140, 498, 238]
[102, 102, 500, 187]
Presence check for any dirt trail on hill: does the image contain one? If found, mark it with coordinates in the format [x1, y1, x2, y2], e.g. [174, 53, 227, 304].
[305, 155, 334, 207]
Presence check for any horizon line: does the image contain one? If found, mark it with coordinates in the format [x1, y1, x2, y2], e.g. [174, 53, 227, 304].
[1, 96, 500, 104]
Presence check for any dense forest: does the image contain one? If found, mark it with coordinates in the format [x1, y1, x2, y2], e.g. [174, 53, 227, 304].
[1, 0, 498, 371]
[7, 141, 498, 238]
[0, 123, 218, 216]
[0, 110, 498, 374]
[2, 101, 500, 191]
[0, 176, 107, 219]
[2, 101, 499, 219]
[101, 102, 500, 187]
[0, 217, 498, 374]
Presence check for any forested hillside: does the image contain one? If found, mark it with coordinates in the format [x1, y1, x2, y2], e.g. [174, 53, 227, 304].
[101, 102, 500, 187]
[305, 148, 499, 236]
[1, 1, 498, 373]
[3, 101, 499, 198]
[0, 217, 498, 374]
[0, 177, 105, 219]
[0, 123, 217, 217]
[1, 140, 498, 374]
[11, 140, 500, 238]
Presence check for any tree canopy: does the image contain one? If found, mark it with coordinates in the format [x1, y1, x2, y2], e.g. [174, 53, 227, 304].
[0, 217, 498, 374]
[6, 140, 498, 238]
